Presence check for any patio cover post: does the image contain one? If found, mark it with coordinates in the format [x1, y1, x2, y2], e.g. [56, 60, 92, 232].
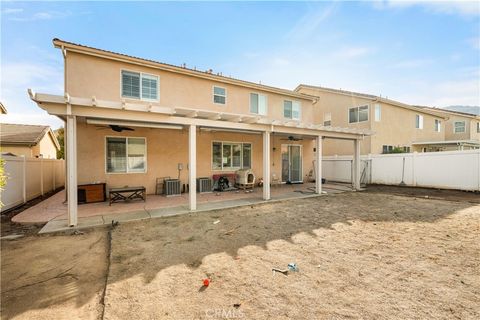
[353, 139, 361, 190]
[66, 115, 78, 226]
[315, 135, 323, 194]
[189, 124, 197, 211]
[263, 131, 271, 200]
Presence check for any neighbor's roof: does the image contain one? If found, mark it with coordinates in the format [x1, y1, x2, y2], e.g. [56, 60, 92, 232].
[295, 84, 449, 119]
[52, 38, 317, 102]
[414, 106, 480, 120]
[0, 102, 6, 114]
[0, 123, 60, 149]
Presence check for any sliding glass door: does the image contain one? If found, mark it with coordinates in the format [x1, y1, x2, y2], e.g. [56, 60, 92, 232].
[281, 144, 303, 183]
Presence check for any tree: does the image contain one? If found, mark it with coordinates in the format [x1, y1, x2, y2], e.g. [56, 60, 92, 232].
[55, 127, 65, 159]
[390, 146, 406, 153]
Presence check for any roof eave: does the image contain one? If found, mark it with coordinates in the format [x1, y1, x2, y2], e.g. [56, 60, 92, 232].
[53, 39, 317, 102]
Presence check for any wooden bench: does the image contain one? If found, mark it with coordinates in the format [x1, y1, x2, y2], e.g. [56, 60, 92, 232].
[109, 186, 146, 206]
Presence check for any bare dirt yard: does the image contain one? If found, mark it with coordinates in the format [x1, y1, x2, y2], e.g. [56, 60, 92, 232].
[2, 188, 479, 319]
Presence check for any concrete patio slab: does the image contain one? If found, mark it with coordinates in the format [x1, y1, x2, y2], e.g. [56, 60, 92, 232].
[38, 192, 325, 234]
[23, 182, 354, 234]
[40, 215, 105, 234]
[101, 210, 151, 224]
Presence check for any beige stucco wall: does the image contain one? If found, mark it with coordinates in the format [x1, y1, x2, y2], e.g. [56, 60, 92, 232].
[66, 52, 316, 125]
[31, 133, 58, 159]
[297, 87, 446, 155]
[76, 121, 315, 194]
[470, 119, 480, 141]
[296, 87, 371, 155]
[443, 115, 480, 141]
[370, 103, 444, 154]
[0, 145, 33, 157]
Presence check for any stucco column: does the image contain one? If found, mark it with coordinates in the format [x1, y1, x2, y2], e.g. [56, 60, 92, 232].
[315, 136, 323, 194]
[353, 139, 361, 190]
[189, 124, 197, 211]
[66, 115, 78, 226]
[263, 131, 271, 200]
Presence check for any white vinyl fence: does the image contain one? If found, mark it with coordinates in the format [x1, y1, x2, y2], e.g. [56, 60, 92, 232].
[1, 156, 65, 211]
[323, 149, 480, 191]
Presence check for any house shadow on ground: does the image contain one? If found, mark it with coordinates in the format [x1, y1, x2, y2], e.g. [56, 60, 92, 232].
[1, 190, 478, 319]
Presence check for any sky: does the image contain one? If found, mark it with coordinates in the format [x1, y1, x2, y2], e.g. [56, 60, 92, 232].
[1, 0, 479, 129]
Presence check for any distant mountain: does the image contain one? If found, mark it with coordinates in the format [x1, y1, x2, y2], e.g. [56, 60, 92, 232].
[443, 105, 480, 115]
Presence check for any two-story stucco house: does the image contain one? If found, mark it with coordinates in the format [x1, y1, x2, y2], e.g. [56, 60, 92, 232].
[29, 39, 371, 226]
[410, 107, 480, 151]
[295, 85, 449, 155]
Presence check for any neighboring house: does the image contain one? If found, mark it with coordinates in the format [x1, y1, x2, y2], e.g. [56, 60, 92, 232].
[295, 85, 448, 155]
[411, 107, 480, 151]
[0, 124, 61, 159]
[28, 39, 371, 226]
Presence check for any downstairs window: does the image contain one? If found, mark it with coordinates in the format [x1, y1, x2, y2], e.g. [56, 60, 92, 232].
[106, 137, 146, 173]
[212, 142, 252, 171]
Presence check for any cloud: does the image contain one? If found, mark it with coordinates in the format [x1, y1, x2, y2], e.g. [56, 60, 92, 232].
[390, 58, 434, 68]
[0, 62, 64, 128]
[468, 36, 480, 50]
[1, 62, 63, 90]
[272, 57, 290, 66]
[392, 70, 480, 107]
[286, 2, 338, 40]
[0, 112, 63, 129]
[373, 0, 480, 17]
[7, 10, 73, 22]
[335, 46, 374, 59]
[2, 8, 23, 14]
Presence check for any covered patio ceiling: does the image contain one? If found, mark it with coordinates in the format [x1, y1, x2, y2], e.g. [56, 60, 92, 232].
[29, 90, 374, 140]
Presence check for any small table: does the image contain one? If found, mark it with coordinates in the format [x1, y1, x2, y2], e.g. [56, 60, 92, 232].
[109, 186, 146, 206]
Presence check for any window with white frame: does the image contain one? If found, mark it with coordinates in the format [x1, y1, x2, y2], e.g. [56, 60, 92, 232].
[213, 86, 226, 104]
[374, 104, 381, 122]
[415, 114, 424, 129]
[349, 105, 369, 123]
[250, 93, 267, 115]
[454, 121, 465, 133]
[283, 100, 301, 120]
[324, 112, 332, 126]
[106, 137, 146, 173]
[121, 70, 158, 100]
[434, 119, 441, 132]
[212, 142, 251, 171]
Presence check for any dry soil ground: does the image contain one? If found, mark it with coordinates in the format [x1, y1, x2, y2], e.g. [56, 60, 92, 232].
[1, 188, 479, 320]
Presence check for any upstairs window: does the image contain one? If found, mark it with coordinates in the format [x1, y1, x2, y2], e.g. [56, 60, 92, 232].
[250, 93, 267, 115]
[324, 112, 332, 126]
[122, 71, 140, 99]
[454, 121, 466, 133]
[477, 122, 480, 133]
[415, 114, 424, 129]
[121, 70, 158, 100]
[284, 100, 301, 120]
[141, 74, 158, 100]
[213, 86, 226, 104]
[349, 105, 368, 123]
[106, 137, 146, 173]
[434, 119, 441, 132]
[374, 104, 381, 122]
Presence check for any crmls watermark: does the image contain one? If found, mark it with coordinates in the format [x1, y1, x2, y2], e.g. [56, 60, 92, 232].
[205, 308, 245, 319]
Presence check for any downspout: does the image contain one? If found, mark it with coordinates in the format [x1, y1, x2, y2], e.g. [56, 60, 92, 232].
[62, 45, 68, 203]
